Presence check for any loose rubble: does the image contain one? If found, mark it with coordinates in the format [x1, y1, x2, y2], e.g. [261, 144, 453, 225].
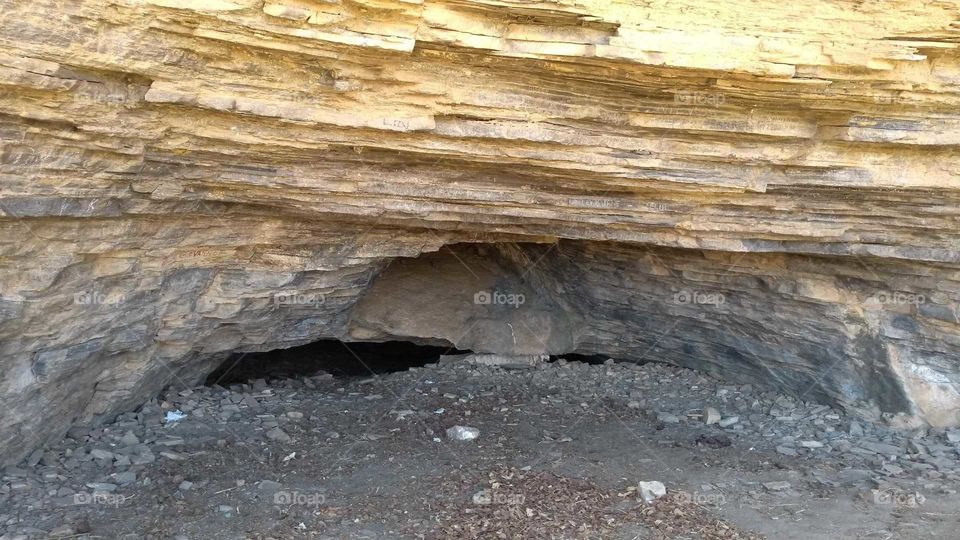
[1, 358, 958, 539]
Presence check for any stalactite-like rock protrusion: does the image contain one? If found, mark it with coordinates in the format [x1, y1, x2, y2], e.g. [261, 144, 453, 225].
[1, 0, 959, 464]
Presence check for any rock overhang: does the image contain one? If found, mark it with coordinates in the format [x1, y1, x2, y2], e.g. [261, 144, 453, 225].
[0, 0, 959, 465]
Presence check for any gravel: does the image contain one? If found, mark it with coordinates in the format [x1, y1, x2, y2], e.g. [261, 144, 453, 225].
[3, 358, 958, 538]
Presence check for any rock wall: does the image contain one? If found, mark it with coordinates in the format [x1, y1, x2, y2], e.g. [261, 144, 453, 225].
[350, 242, 960, 427]
[1, 0, 959, 464]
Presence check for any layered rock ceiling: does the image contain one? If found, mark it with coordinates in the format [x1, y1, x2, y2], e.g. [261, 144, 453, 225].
[1, 0, 960, 465]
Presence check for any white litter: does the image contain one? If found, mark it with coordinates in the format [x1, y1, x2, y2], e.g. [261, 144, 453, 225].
[164, 410, 187, 423]
[446, 425, 480, 441]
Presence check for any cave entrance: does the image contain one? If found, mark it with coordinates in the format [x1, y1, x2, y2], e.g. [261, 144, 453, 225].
[204, 339, 468, 386]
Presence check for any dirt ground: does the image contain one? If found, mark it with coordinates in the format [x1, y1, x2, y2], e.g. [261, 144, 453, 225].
[3, 355, 959, 539]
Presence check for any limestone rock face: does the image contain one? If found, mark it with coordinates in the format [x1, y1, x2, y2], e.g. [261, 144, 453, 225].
[1, 0, 959, 464]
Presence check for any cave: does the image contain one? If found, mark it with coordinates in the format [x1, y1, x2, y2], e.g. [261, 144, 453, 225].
[2, 0, 960, 537]
[163, 238, 944, 431]
[204, 340, 615, 386]
[205, 340, 465, 384]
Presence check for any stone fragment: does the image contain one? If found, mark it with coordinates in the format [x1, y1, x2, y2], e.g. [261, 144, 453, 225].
[157, 438, 185, 447]
[266, 428, 292, 442]
[881, 464, 904, 476]
[114, 471, 136, 485]
[25, 449, 43, 467]
[638, 480, 666, 503]
[718, 416, 740, 427]
[446, 426, 480, 441]
[858, 441, 902, 456]
[119, 431, 140, 446]
[74, 519, 92, 534]
[66, 427, 90, 440]
[258, 480, 282, 492]
[89, 449, 114, 461]
[695, 434, 732, 448]
[657, 413, 680, 424]
[131, 451, 156, 465]
[47, 524, 75, 538]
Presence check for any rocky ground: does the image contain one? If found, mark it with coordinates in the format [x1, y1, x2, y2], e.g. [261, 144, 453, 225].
[2, 355, 959, 539]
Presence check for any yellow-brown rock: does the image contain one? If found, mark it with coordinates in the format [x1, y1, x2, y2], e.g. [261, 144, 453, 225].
[0, 0, 959, 464]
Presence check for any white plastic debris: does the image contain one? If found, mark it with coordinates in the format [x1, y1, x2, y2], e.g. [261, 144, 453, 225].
[164, 410, 187, 423]
[446, 425, 480, 441]
[638, 480, 667, 503]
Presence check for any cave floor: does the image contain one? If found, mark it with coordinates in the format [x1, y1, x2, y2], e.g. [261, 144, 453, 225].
[4, 359, 960, 539]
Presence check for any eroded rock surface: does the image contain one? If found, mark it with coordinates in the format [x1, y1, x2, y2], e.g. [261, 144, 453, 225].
[1, 0, 959, 464]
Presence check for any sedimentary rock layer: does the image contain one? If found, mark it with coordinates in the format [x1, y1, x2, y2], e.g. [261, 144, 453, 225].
[0, 0, 959, 464]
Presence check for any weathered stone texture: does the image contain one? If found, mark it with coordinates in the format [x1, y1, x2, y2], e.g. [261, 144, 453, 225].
[1, 0, 959, 464]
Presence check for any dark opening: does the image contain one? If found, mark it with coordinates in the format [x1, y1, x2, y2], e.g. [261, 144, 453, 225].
[205, 339, 466, 386]
[552, 353, 615, 365]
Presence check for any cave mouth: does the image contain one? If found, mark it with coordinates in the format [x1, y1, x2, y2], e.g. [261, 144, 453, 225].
[204, 339, 470, 385]
[203, 339, 627, 387]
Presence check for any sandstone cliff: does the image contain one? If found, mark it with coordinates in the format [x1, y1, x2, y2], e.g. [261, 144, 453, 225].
[1, 0, 959, 465]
